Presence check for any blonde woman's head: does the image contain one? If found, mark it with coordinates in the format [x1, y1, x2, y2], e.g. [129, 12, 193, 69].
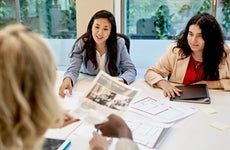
[0, 24, 62, 150]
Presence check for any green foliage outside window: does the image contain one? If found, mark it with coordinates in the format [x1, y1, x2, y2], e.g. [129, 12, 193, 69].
[0, 0, 6, 20]
[126, 0, 230, 40]
[0, 0, 76, 39]
[222, 0, 230, 39]
[0, 0, 15, 27]
[197, 0, 211, 14]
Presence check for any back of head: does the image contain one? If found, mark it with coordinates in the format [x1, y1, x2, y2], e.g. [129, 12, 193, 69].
[0, 24, 62, 150]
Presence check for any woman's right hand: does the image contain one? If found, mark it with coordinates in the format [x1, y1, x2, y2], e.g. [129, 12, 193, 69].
[59, 77, 73, 97]
[156, 80, 182, 98]
[89, 131, 112, 150]
[95, 114, 133, 139]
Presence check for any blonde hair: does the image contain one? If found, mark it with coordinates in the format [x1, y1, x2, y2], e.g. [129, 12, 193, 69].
[0, 24, 62, 150]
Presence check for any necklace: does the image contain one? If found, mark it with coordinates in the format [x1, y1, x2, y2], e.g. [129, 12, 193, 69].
[191, 55, 202, 69]
[195, 63, 201, 69]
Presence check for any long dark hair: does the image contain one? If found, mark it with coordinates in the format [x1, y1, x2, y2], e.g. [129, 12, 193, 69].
[174, 13, 227, 80]
[71, 10, 118, 76]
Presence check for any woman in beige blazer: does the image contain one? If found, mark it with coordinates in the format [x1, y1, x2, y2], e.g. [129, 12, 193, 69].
[145, 13, 230, 98]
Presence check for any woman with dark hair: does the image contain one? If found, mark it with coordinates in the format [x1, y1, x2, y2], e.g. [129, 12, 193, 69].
[59, 10, 136, 97]
[145, 13, 230, 98]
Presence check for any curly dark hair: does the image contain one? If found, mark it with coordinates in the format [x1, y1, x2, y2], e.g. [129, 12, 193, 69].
[174, 13, 227, 80]
[71, 10, 118, 76]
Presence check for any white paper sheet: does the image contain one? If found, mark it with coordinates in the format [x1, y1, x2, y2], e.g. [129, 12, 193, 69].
[129, 97, 198, 123]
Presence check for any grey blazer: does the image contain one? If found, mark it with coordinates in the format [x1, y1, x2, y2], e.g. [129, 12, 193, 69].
[63, 36, 137, 85]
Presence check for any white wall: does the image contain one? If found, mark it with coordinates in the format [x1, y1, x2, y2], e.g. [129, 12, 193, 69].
[130, 40, 174, 68]
[76, 0, 114, 38]
[46, 39, 75, 70]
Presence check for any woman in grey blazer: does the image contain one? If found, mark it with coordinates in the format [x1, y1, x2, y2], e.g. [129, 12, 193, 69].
[59, 10, 136, 97]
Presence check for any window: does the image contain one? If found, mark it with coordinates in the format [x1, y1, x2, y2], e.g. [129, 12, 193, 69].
[0, 0, 76, 39]
[125, 0, 230, 40]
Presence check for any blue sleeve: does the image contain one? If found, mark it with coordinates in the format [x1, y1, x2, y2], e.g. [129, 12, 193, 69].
[63, 39, 84, 85]
[117, 37, 137, 84]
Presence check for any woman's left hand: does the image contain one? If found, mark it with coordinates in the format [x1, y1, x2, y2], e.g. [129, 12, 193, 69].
[51, 112, 80, 128]
[62, 113, 80, 127]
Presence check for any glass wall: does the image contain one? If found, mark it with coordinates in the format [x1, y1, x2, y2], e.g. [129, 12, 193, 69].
[125, 0, 230, 40]
[0, 0, 76, 39]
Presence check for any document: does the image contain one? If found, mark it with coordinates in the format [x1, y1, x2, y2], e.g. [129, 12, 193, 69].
[125, 119, 170, 149]
[61, 91, 84, 111]
[44, 121, 83, 139]
[45, 91, 84, 140]
[129, 97, 198, 123]
[170, 84, 211, 104]
[70, 71, 140, 124]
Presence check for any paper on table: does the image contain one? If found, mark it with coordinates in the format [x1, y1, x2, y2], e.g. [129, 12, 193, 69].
[125, 119, 171, 149]
[201, 107, 217, 114]
[63, 91, 108, 124]
[210, 122, 230, 131]
[45, 121, 83, 139]
[45, 91, 84, 139]
[61, 91, 84, 111]
[128, 97, 198, 123]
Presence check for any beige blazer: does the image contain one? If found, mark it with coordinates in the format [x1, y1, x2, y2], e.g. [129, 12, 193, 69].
[144, 43, 230, 91]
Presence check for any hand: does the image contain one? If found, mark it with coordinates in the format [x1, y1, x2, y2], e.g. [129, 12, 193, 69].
[118, 79, 125, 83]
[62, 113, 80, 127]
[51, 112, 80, 128]
[118, 78, 127, 84]
[89, 131, 112, 150]
[59, 77, 73, 97]
[95, 114, 132, 139]
[157, 80, 182, 98]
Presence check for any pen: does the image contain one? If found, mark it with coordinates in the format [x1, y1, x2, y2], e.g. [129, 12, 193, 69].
[57, 139, 71, 150]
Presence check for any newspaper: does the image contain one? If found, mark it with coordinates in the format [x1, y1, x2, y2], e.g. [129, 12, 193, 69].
[71, 71, 139, 124]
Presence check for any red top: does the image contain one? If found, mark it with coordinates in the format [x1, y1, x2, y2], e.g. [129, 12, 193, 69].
[183, 56, 204, 85]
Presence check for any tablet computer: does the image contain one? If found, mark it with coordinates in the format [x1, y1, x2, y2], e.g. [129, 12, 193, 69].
[43, 138, 71, 150]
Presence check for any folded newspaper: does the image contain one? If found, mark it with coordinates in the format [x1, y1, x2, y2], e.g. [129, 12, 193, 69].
[70, 71, 140, 124]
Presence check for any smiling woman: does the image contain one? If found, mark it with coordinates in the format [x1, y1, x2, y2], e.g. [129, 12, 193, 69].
[144, 13, 230, 98]
[58, 10, 137, 98]
[91, 18, 111, 55]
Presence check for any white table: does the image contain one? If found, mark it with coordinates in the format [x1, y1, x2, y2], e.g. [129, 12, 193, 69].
[54, 71, 230, 150]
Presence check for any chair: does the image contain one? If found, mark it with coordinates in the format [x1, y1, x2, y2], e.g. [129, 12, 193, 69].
[117, 33, 130, 54]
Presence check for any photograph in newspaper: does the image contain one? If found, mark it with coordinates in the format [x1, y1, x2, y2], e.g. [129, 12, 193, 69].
[85, 71, 139, 111]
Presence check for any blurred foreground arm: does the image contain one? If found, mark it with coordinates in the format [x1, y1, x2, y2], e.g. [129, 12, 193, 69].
[89, 114, 138, 150]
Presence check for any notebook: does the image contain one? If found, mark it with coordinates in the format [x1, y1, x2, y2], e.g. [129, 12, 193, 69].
[170, 84, 211, 104]
[43, 138, 71, 150]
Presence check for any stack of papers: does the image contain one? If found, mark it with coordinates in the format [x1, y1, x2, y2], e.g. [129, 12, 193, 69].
[125, 119, 171, 149]
[129, 97, 198, 123]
